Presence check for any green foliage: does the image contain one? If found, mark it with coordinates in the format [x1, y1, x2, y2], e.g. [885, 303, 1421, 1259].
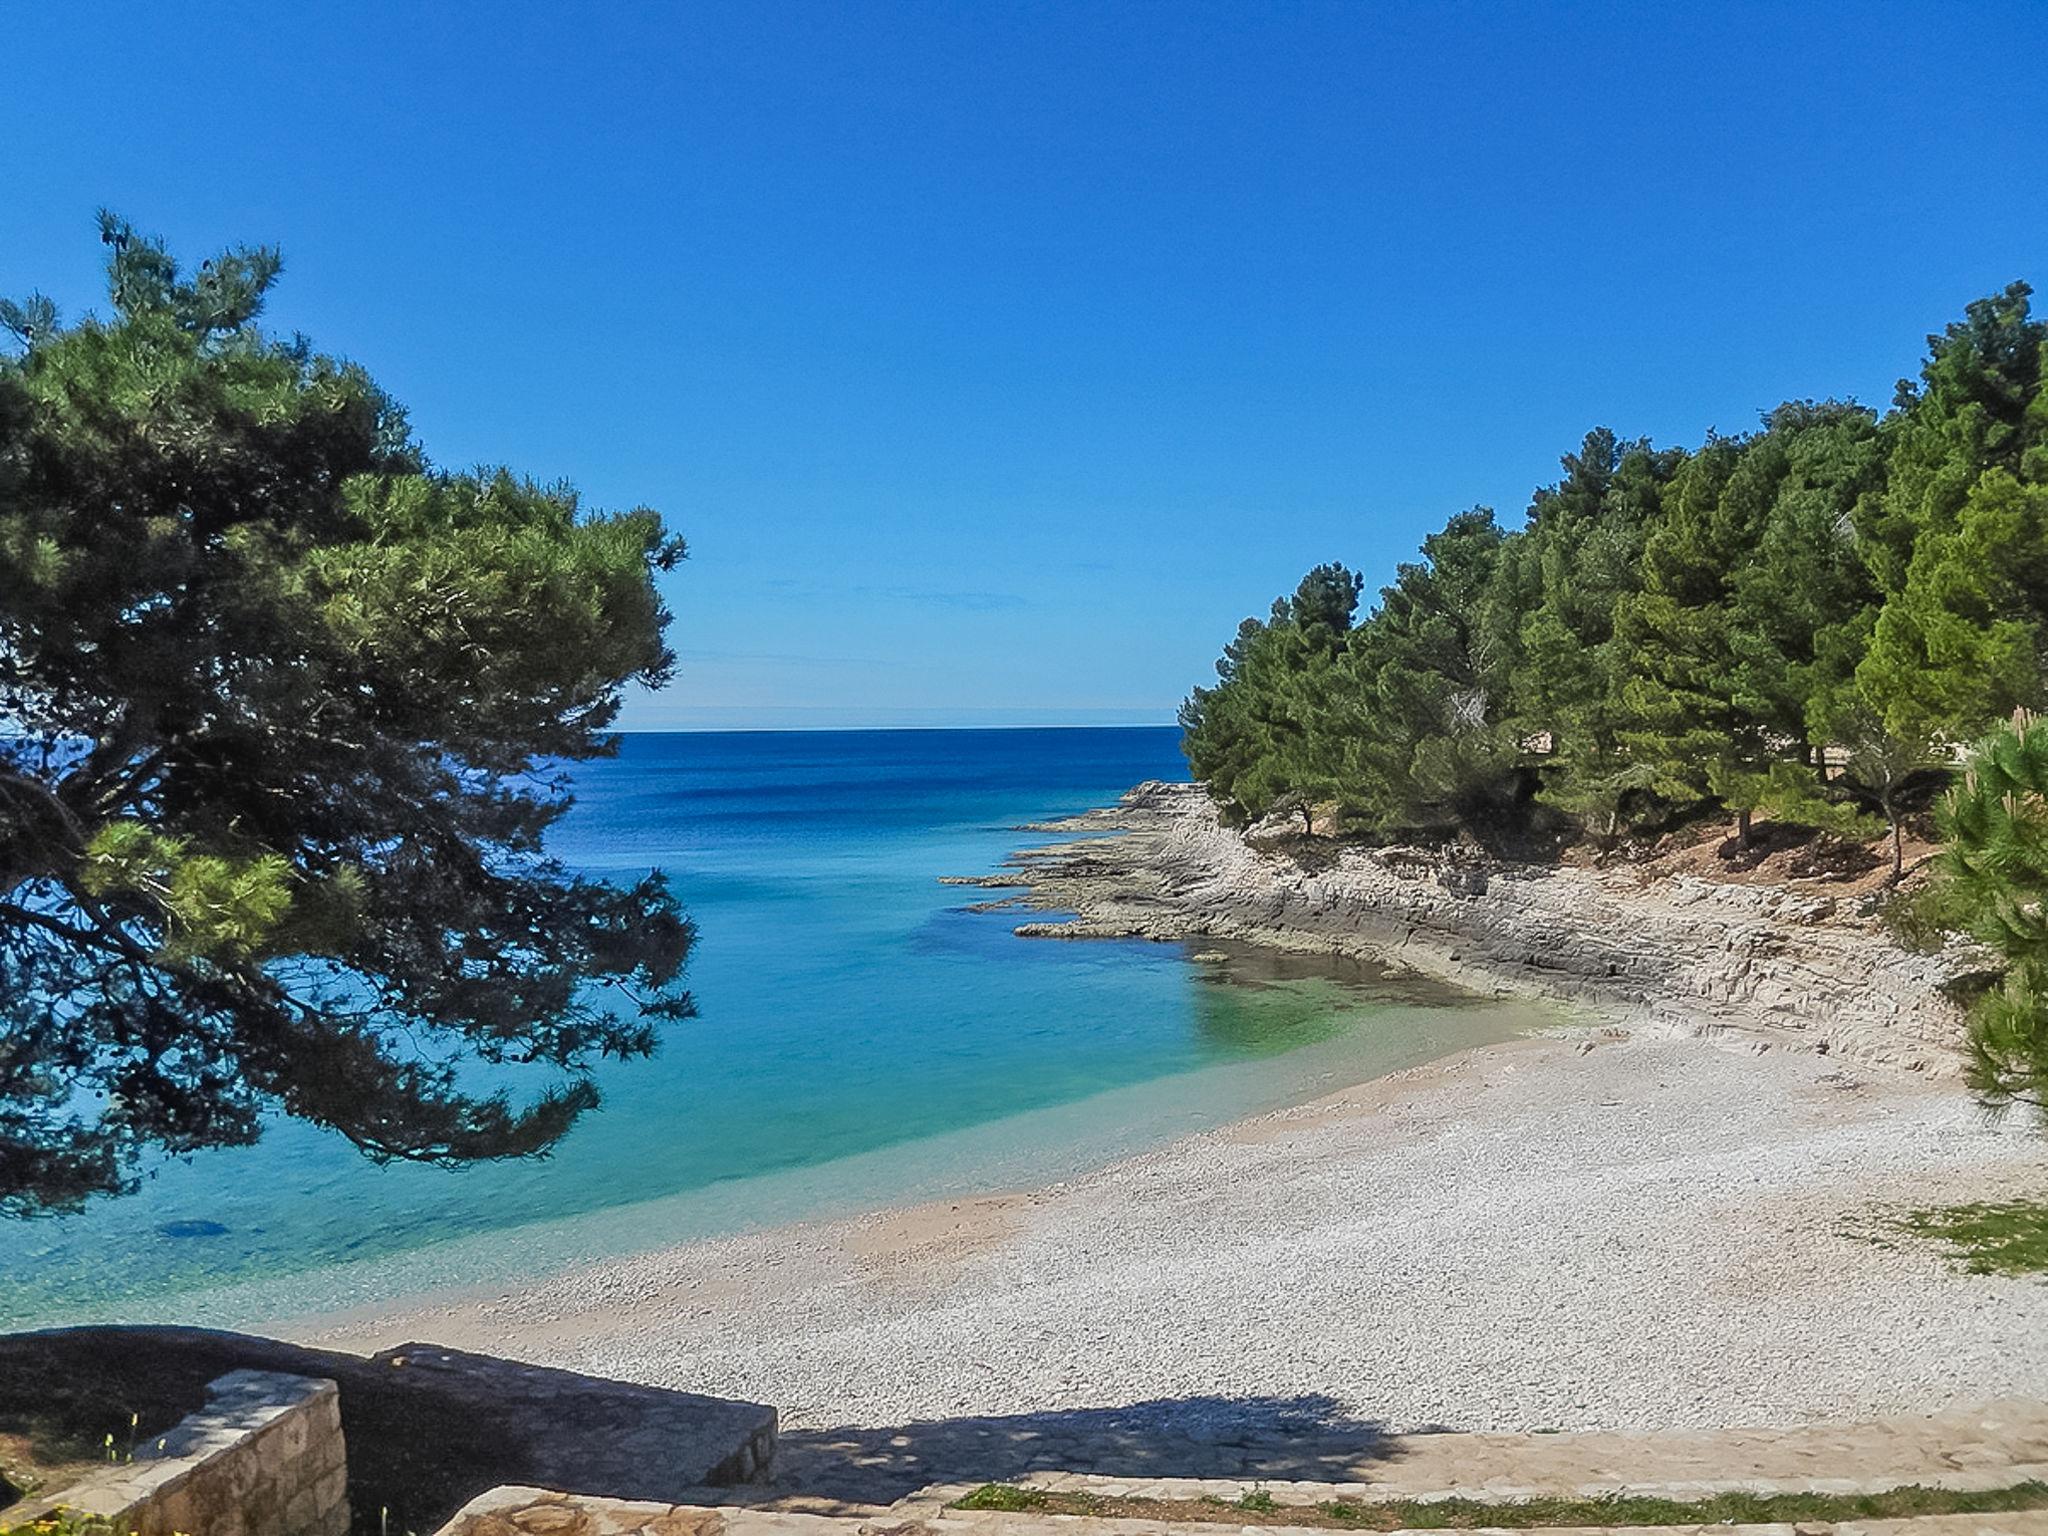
[1181, 564, 1362, 827]
[1495, 432, 1677, 837]
[1183, 281, 2046, 869]
[0, 216, 695, 1214]
[78, 822, 297, 964]
[1862, 281, 2046, 593]
[1892, 1198, 2048, 1276]
[1713, 760, 1880, 845]
[1821, 705, 1949, 876]
[1935, 712, 2048, 1116]
[954, 1485, 1045, 1512]
[1877, 880, 1968, 954]
[1616, 434, 1758, 813]
[1859, 469, 2048, 742]
[1332, 510, 1514, 832]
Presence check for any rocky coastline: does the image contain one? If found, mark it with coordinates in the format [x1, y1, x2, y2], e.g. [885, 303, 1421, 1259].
[999, 781, 1975, 1076]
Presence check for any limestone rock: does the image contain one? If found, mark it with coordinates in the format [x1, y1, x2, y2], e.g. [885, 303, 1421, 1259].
[1004, 783, 1972, 1075]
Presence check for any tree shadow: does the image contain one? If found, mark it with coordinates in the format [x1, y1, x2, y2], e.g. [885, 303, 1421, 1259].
[1781, 835, 1885, 882]
[1712, 820, 1816, 870]
[767, 1394, 1412, 1505]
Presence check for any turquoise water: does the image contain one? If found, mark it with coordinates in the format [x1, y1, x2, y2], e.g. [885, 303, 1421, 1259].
[0, 728, 1534, 1328]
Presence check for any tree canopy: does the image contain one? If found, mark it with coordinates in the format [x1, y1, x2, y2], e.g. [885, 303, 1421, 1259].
[1182, 279, 2048, 1123]
[0, 216, 695, 1215]
[1183, 281, 2048, 862]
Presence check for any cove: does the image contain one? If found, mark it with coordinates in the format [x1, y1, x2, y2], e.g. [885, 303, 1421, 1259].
[0, 728, 1534, 1329]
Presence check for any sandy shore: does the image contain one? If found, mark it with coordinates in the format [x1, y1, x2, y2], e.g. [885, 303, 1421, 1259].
[297, 1029, 2048, 1443]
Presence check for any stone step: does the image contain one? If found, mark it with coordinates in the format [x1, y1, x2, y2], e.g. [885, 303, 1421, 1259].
[436, 1486, 2048, 1536]
[872, 1401, 2048, 1513]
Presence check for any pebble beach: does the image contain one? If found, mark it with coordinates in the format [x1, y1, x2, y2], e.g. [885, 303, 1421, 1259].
[301, 1030, 2048, 1450]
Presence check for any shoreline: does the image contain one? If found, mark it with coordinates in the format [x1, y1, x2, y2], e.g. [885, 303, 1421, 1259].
[290, 1029, 2048, 1440]
[284, 1033, 1561, 1356]
[281, 784, 2044, 1448]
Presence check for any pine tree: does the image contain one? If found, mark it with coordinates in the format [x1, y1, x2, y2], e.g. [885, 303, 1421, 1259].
[1335, 511, 1516, 836]
[1490, 430, 1680, 839]
[1181, 565, 1361, 829]
[1821, 705, 1942, 879]
[1937, 712, 2048, 1119]
[1861, 282, 2046, 595]
[1615, 435, 1776, 839]
[1181, 615, 1275, 822]
[1857, 469, 2048, 744]
[1728, 401, 1887, 746]
[1180, 281, 2048, 916]
[0, 217, 695, 1214]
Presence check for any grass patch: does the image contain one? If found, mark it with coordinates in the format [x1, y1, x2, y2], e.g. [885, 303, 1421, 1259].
[1894, 1198, 2048, 1276]
[951, 1480, 2048, 1529]
[956, 1485, 1046, 1513]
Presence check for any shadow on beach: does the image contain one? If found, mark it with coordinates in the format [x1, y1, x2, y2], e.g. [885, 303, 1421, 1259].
[770, 1394, 1413, 1504]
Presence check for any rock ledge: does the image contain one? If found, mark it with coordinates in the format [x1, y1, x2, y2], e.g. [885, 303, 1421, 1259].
[998, 782, 1972, 1074]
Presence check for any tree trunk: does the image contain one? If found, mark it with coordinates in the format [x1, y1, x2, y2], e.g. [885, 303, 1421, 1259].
[1736, 805, 1753, 848]
[1300, 802, 1314, 837]
[1890, 813, 1905, 881]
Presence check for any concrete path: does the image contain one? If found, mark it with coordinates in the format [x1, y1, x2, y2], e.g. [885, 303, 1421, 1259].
[744, 1399, 2048, 1513]
[436, 1485, 2048, 1536]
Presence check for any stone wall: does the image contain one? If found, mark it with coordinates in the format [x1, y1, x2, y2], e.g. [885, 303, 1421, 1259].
[0, 1329, 780, 1536]
[366, 1345, 777, 1495]
[12, 1369, 347, 1536]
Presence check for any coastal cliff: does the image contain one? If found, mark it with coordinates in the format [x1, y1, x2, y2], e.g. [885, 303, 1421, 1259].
[1004, 782, 1974, 1075]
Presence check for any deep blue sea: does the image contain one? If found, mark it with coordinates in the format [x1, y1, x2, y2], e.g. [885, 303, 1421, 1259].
[1, 728, 1535, 1329]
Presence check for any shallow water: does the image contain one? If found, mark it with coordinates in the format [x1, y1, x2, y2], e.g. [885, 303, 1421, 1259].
[0, 728, 1537, 1329]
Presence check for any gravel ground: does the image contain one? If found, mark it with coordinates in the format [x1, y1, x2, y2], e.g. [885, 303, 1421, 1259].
[303, 1033, 2048, 1443]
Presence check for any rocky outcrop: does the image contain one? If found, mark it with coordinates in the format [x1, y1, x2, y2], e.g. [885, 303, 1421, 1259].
[1000, 782, 1974, 1075]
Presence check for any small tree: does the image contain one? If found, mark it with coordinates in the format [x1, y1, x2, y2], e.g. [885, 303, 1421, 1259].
[1826, 707, 1947, 880]
[1182, 564, 1361, 829]
[1707, 758, 1880, 855]
[1937, 712, 2048, 1121]
[0, 216, 695, 1214]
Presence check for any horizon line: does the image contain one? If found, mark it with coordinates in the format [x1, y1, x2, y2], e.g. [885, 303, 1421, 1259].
[612, 720, 1181, 735]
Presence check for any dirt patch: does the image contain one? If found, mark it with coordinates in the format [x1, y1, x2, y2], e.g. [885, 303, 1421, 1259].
[1572, 815, 1940, 899]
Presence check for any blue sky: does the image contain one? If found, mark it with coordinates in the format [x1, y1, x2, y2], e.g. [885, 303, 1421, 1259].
[7, 2, 2045, 729]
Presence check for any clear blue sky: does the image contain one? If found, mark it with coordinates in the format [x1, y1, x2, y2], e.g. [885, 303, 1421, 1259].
[7, 3, 2045, 728]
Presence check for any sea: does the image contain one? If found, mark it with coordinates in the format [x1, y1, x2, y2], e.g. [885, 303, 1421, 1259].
[0, 727, 1537, 1330]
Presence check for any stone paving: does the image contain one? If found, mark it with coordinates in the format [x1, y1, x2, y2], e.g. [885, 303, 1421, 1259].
[728, 1399, 2048, 1513]
[432, 1396, 2048, 1536]
[376, 1345, 779, 1495]
[901, 1399, 2048, 1509]
[432, 1484, 2048, 1536]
